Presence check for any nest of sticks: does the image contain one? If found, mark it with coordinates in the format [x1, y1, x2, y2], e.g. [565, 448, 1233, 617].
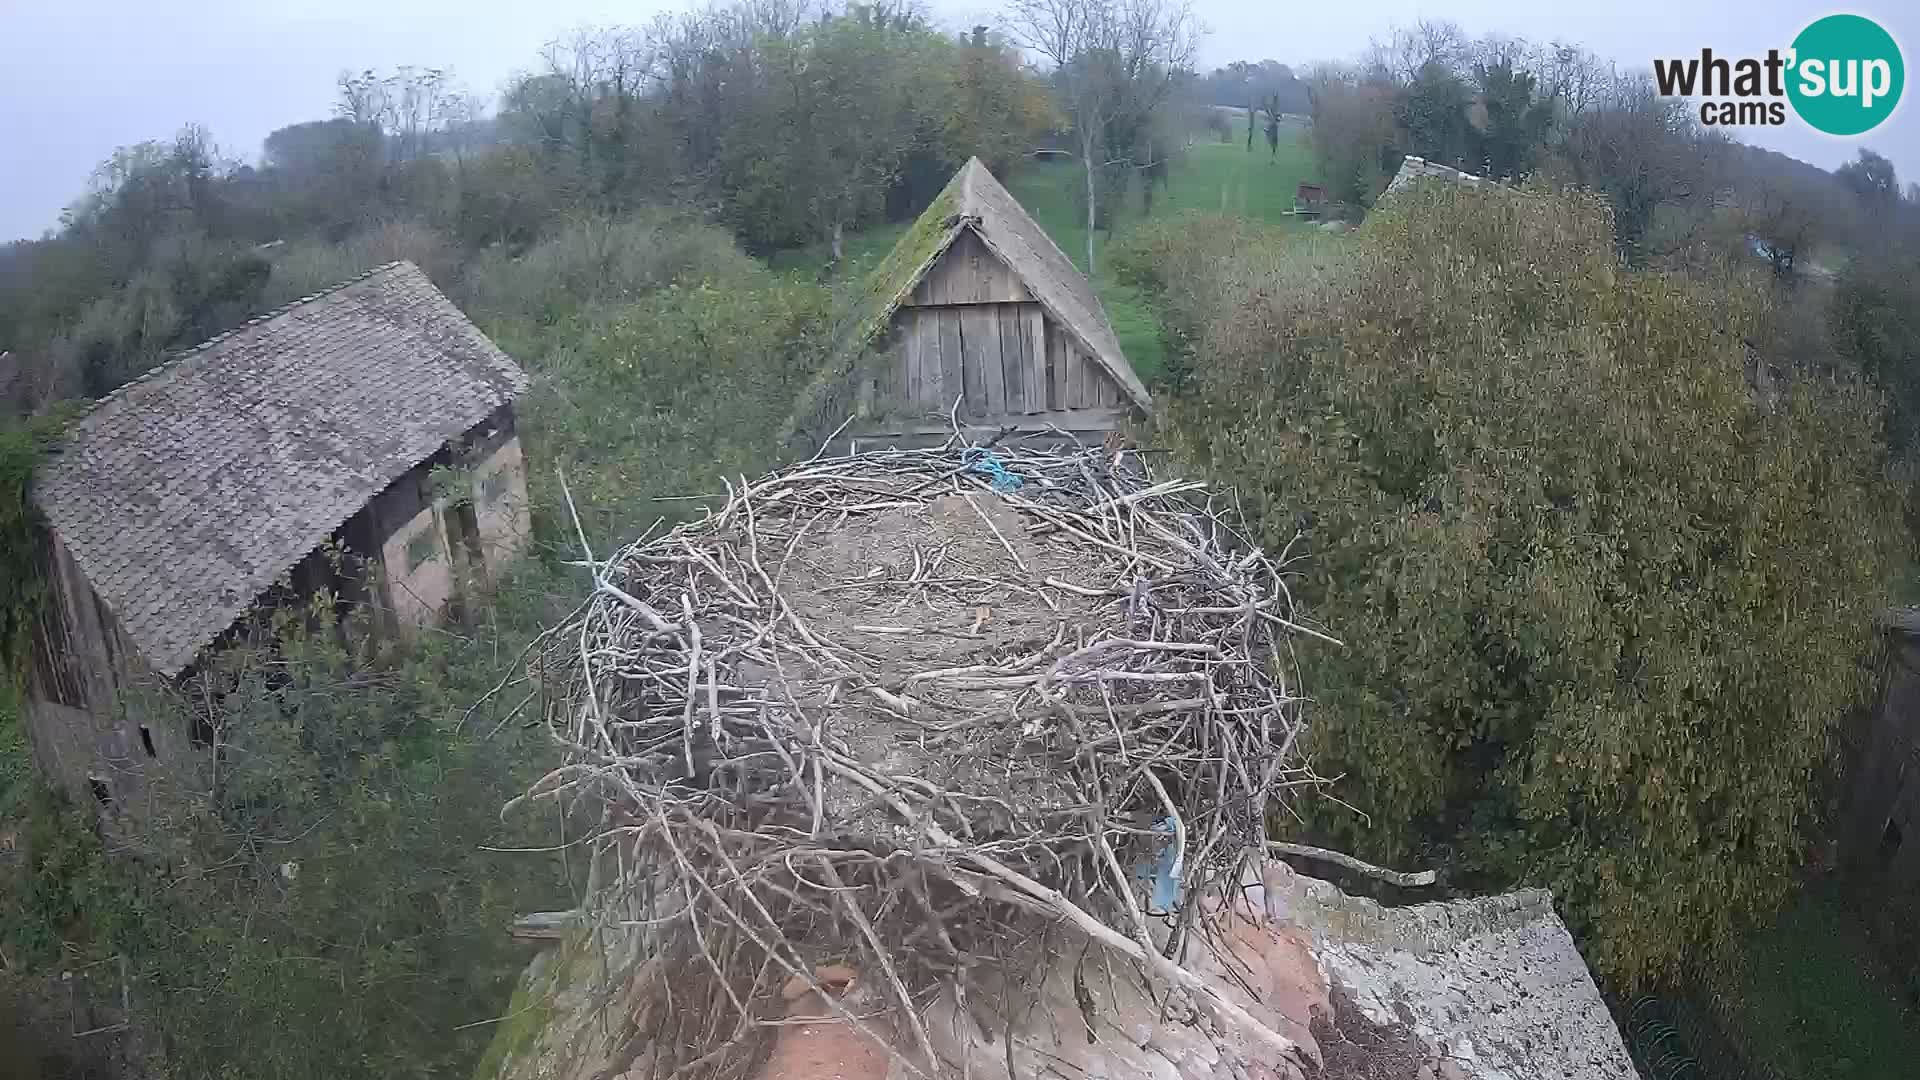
[522, 438, 1333, 1078]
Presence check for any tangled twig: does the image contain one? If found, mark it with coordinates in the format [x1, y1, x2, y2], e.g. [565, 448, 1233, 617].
[523, 438, 1333, 1077]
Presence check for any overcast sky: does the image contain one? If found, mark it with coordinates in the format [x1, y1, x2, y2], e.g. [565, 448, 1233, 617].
[1, 1, 1913, 242]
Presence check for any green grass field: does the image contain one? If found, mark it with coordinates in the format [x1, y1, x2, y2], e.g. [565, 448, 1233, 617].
[780, 127, 1318, 383]
[1007, 120, 1315, 273]
[1680, 884, 1920, 1080]
[1005, 128, 1315, 380]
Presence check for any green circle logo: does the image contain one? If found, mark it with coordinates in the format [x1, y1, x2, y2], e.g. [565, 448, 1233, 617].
[1788, 14, 1904, 135]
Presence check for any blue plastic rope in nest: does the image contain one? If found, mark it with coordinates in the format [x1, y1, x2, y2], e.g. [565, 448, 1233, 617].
[962, 448, 1025, 493]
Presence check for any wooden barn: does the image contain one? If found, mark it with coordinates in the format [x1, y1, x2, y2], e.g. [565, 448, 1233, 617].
[23, 262, 531, 817]
[785, 158, 1151, 454]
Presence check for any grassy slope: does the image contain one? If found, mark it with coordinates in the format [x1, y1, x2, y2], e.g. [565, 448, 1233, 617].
[1008, 128, 1315, 382]
[1695, 885, 1920, 1079]
[779, 127, 1318, 384]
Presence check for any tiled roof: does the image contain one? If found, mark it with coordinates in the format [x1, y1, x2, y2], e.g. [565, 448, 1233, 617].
[33, 262, 528, 677]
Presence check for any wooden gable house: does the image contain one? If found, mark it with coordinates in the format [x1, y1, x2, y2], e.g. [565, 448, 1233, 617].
[23, 262, 532, 816]
[785, 158, 1151, 454]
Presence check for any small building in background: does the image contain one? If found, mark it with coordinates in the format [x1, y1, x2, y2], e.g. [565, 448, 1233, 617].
[785, 157, 1151, 455]
[1382, 154, 1503, 199]
[23, 261, 531, 815]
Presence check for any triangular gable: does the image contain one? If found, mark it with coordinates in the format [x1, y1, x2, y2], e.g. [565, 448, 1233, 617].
[784, 159, 1150, 448]
[943, 159, 1150, 413]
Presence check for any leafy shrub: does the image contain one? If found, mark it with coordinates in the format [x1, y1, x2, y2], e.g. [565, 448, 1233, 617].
[1, 570, 575, 1079]
[1, 412, 74, 677]
[516, 273, 833, 551]
[261, 221, 455, 307]
[461, 212, 755, 328]
[1108, 211, 1343, 387]
[1143, 183, 1910, 987]
[1833, 247, 1920, 454]
[455, 212, 833, 553]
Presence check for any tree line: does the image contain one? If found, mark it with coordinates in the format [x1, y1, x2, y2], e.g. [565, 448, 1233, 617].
[1300, 17, 1909, 279]
[0, 0, 1230, 415]
[0, 1, 1072, 414]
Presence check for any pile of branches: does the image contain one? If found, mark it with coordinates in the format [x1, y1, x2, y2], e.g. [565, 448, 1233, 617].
[521, 438, 1332, 1078]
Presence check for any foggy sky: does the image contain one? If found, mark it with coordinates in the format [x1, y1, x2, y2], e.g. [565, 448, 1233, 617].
[2, 0, 1914, 242]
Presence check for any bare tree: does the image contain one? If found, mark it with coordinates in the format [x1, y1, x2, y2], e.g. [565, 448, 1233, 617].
[1561, 72, 1724, 259]
[333, 66, 471, 162]
[1365, 19, 1468, 83]
[1536, 42, 1610, 123]
[1006, 0, 1200, 273]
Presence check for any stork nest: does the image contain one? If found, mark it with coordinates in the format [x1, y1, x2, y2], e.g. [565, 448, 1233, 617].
[521, 439, 1332, 1078]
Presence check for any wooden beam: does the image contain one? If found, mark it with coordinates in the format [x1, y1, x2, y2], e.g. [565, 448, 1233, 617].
[849, 407, 1130, 439]
[1023, 306, 1048, 414]
[937, 308, 963, 410]
[994, 305, 1020, 415]
[959, 306, 994, 417]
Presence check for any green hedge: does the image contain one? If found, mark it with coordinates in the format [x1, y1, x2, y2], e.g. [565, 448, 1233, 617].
[1133, 182, 1910, 987]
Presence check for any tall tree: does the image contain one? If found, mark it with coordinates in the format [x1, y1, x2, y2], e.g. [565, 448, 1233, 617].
[1305, 64, 1402, 208]
[1365, 18, 1467, 83]
[1560, 75, 1720, 260]
[1397, 60, 1473, 166]
[1006, 0, 1199, 273]
[1472, 58, 1551, 177]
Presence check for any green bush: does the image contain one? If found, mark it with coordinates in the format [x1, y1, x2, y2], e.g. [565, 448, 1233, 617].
[1142, 183, 1910, 987]
[1, 413, 75, 679]
[458, 211, 833, 552]
[1108, 211, 1342, 387]
[461, 212, 756, 328]
[514, 272, 833, 551]
[1833, 247, 1920, 454]
[260, 221, 456, 308]
[1, 570, 576, 1080]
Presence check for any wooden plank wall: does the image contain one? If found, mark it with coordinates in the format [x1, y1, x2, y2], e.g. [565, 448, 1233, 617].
[884, 304, 1127, 420]
[909, 230, 1033, 306]
[868, 234, 1130, 426]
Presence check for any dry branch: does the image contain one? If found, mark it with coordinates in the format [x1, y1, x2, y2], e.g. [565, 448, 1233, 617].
[519, 438, 1335, 1077]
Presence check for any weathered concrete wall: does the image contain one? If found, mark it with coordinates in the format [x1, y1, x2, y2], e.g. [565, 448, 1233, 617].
[1259, 865, 1636, 1080]
[363, 407, 529, 631]
[378, 501, 456, 633]
[469, 433, 531, 575]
